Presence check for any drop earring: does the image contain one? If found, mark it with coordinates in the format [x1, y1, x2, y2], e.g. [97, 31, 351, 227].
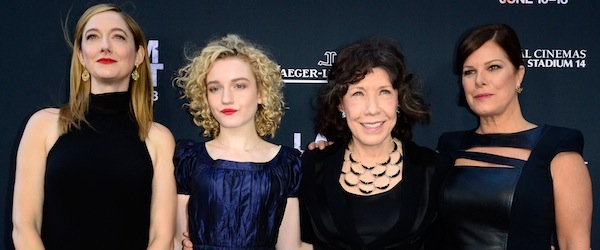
[81, 69, 90, 82]
[131, 65, 140, 81]
[341, 111, 346, 118]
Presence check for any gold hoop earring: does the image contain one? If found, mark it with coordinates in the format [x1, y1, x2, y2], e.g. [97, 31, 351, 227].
[131, 65, 140, 81]
[81, 69, 90, 82]
[516, 85, 523, 94]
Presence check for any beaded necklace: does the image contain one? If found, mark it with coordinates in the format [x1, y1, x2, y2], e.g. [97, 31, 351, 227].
[341, 139, 403, 194]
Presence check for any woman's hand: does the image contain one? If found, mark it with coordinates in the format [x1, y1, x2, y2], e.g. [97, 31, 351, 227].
[307, 140, 333, 150]
[182, 231, 193, 250]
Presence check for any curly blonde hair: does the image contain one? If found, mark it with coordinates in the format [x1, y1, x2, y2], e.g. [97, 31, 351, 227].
[175, 34, 284, 138]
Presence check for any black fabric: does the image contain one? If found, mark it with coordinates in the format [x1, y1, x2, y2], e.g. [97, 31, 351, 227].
[437, 125, 584, 250]
[41, 92, 153, 250]
[300, 140, 450, 250]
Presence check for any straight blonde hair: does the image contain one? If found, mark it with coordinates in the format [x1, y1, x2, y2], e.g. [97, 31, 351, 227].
[60, 3, 153, 140]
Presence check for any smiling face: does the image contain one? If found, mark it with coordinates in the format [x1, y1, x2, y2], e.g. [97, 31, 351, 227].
[77, 11, 143, 93]
[206, 57, 262, 132]
[340, 67, 398, 147]
[461, 40, 525, 118]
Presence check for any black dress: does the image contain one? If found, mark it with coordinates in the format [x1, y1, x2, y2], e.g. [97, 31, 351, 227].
[436, 125, 584, 250]
[41, 92, 153, 250]
[300, 140, 450, 250]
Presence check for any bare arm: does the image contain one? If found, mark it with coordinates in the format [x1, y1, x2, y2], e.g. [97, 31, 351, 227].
[551, 152, 592, 250]
[299, 242, 314, 250]
[175, 195, 190, 250]
[276, 198, 312, 250]
[12, 109, 60, 250]
[146, 123, 177, 250]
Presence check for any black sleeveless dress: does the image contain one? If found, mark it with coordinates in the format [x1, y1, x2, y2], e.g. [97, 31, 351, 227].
[436, 125, 584, 250]
[41, 92, 153, 250]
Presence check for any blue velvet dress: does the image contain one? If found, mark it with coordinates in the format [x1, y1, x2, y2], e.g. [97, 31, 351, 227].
[174, 141, 302, 250]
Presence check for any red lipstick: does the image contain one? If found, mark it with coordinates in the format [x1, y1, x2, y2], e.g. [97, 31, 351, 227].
[221, 108, 237, 115]
[474, 93, 493, 100]
[97, 58, 116, 64]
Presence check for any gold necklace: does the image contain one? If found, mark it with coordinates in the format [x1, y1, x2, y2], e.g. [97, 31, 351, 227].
[341, 139, 403, 194]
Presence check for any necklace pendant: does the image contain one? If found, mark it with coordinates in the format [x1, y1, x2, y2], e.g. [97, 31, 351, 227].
[348, 153, 359, 164]
[341, 162, 351, 174]
[386, 164, 401, 178]
[393, 154, 403, 165]
[361, 164, 375, 170]
[350, 163, 365, 175]
[358, 183, 374, 194]
[344, 173, 359, 186]
[359, 172, 374, 185]
[374, 176, 391, 190]
[371, 165, 386, 177]
[380, 155, 391, 165]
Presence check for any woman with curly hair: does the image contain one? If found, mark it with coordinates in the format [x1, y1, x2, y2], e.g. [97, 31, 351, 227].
[301, 37, 450, 249]
[174, 34, 304, 249]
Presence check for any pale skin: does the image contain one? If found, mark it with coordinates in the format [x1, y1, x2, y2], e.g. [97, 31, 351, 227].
[461, 40, 591, 249]
[12, 10, 176, 250]
[175, 57, 306, 249]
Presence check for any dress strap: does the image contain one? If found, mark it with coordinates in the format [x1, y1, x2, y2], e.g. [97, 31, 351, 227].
[458, 151, 527, 168]
[462, 125, 545, 150]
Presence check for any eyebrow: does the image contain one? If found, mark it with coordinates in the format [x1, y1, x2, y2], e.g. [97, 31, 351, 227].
[484, 59, 503, 65]
[84, 27, 130, 36]
[207, 77, 251, 85]
[463, 59, 504, 68]
[348, 85, 393, 91]
[230, 77, 251, 82]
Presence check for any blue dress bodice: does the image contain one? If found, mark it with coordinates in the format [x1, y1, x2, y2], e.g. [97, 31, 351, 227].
[175, 141, 302, 249]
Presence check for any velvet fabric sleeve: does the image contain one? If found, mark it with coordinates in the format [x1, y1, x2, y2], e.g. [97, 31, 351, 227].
[173, 140, 197, 195]
[285, 148, 303, 197]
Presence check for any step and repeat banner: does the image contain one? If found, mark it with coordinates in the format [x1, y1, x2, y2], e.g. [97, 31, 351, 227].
[1, 1, 598, 248]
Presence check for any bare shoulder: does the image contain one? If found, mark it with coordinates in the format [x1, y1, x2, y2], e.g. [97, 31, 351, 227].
[24, 108, 60, 136]
[28, 108, 60, 124]
[19, 108, 61, 153]
[147, 122, 175, 147]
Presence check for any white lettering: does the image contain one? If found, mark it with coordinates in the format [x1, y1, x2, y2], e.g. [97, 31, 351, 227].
[527, 59, 573, 68]
[147, 40, 164, 87]
[294, 133, 304, 153]
[532, 49, 587, 59]
[500, 0, 533, 4]
[281, 69, 321, 78]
